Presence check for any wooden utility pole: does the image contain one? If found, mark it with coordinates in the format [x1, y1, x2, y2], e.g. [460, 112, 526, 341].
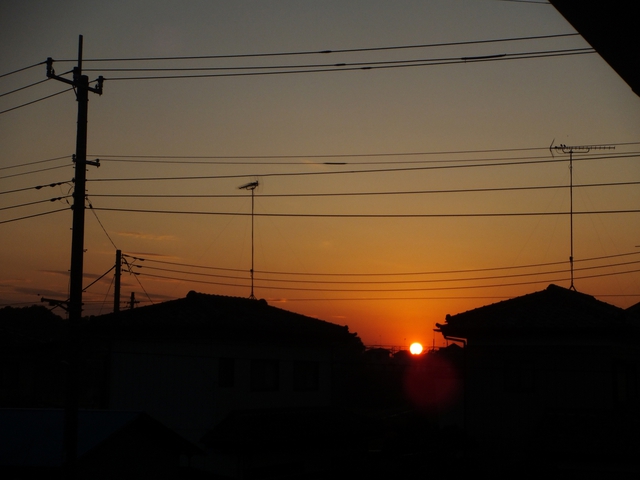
[47, 35, 103, 479]
[128, 291, 139, 310]
[114, 250, 122, 313]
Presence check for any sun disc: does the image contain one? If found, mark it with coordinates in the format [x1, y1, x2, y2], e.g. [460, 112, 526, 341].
[409, 342, 423, 355]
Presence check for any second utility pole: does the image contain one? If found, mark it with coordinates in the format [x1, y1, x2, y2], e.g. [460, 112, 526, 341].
[47, 35, 103, 479]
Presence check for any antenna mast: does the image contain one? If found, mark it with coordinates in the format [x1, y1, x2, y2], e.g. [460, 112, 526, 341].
[550, 141, 615, 290]
[238, 180, 259, 299]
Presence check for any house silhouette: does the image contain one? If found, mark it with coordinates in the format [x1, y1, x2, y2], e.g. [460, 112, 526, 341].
[1, 292, 368, 478]
[436, 284, 640, 476]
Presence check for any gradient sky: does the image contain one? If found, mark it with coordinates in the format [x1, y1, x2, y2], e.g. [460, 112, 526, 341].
[1, 1, 639, 347]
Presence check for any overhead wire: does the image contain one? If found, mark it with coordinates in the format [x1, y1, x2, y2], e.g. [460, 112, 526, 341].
[0, 155, 72, 172]
[0, 61, 47, 80]
[0, 180, 73, 197]
[124, 251, 639, 278]
[91, 207, 640, 219]
[101, 48, 594, 81]
[90, 180, 640, 201]
[0, 207, 68, 225]
[86, 141, 639, 165]
[133, 267, 640, 294]
[91, 145, 551, 161]
[0, 163, 72, 180]
[55, 33, 581, 64]
[0, 196, 72, 212]
[131, 258, 640, 287]
[0, 78, 50, 98]
[87, 197, 119, 250]
[87, 152, 639, 184]
[89, 47, 592, 74]
[0, 87, 73, 116]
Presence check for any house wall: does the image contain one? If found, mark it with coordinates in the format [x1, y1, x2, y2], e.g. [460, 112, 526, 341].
[108, 341, 332, 442]
[463, 336, 639, 468]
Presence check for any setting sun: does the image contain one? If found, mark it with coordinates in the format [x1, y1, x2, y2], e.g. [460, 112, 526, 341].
[409, 343, 423, 355]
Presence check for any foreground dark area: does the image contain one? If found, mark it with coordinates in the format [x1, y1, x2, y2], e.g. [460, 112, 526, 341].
[1, 286, 639, 479]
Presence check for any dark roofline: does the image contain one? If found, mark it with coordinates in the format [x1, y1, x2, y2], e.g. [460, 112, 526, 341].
[85, 291, 364, 350]
[437, 284, 627, 339]
[549, 1, 640, 96]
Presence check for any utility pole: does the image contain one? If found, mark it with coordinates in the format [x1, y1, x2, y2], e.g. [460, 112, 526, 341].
[128, 291, 139, 310]
[238, 180, 259, 299]
[550, 141, 614, 290]
[47, 35, 103, 479]
[114, 250, 122, 313]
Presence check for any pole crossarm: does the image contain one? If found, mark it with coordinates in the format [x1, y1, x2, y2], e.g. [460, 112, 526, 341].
[46, 57, 104, 95]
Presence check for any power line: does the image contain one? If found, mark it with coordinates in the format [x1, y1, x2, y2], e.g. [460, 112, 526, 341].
[0, 61, 46, 80]
[91, 146, 550, 162]
[271, 293, 640, 302]
[0, 155, 72, 172]
[0, 78, 50, 98]
[90, 180, 640, 201]
[125, 251, 640, 278]
[131, 258, 640, 286]
[0, 207, 68, 225]
[87, 152, 639, 184]
[0, 87, 73, 115]
[133, 267, 640, 293]
[0, 163, 71, 180]
[0, 180, 73, 197]
[101, 48, 594, 81]
[0, 196, 71, 212]
[90, 141, 639, 161]
[498, 0, 549, 4]
[88, 47, 591, 74]
[54, 33, 580, 64]
[94, 150, 638, 166]
[91, 206, 640, 219]
[87, 198, 119, 250]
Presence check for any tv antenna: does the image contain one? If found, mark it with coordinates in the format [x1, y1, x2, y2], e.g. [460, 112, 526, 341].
[549, 140, 615, 290]
[238, 180, 259, 299]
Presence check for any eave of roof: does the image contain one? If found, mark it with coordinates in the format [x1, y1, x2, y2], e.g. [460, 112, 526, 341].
[86, 291, 363, 349]
[549, 0, 639, 96]
[437, 284, 627, 339]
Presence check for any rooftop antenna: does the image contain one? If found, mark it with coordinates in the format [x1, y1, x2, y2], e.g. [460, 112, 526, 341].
[238, 180, 259, 299]
[549, 140, 615, 290]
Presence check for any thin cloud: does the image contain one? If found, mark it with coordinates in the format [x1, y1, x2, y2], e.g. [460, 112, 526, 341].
[39, 269, 109, 280]
[116, 231, 176, 241]
[124, 251, 179, 259]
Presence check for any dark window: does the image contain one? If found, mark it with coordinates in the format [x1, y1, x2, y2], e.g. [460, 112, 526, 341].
[613, 361, 637, 406]
[293, 361, 319, 392]
[251, 359, 279, 392]
[503, 361, 534, 393]
[0, 359, 20, 389]
[218, 357, 235, 388]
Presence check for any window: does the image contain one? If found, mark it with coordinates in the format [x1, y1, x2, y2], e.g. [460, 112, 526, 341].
[251, 359, 279, 392]
[613, 361, 637, 406]
[218, 357, 235, 388]
[293, 361, 319, 392]
[503, 361, 534, 393]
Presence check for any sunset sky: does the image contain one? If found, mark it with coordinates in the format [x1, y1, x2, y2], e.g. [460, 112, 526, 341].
[1, 1, 639, 347]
